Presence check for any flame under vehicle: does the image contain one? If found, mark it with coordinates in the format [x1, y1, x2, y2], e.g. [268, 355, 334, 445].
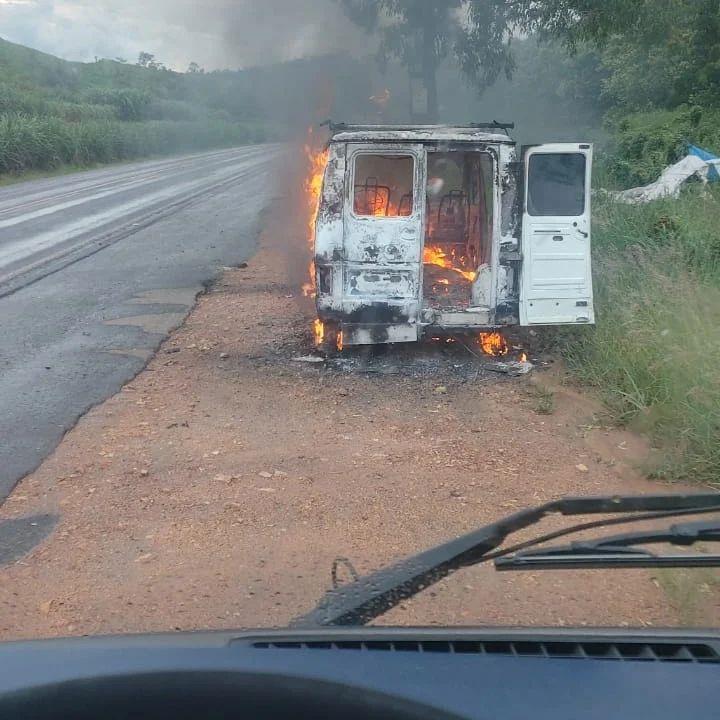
[313, 122, 594, 348]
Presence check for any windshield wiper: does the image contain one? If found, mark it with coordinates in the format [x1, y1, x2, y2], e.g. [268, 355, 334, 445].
[495, 519, 720, 570]
[293, 494, 720, 627]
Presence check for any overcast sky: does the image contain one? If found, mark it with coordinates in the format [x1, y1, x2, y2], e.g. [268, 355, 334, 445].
[0, 0, 363, 70]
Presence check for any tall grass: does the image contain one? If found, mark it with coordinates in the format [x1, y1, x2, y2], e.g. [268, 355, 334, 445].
[604, 105, 720, 188]
[562, 188, 720, 484]
[0, 38, 275, 178]
[0, 114, 267, 174]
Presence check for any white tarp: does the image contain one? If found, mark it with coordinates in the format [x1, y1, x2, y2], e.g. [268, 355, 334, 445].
[612, 154, 720, 204]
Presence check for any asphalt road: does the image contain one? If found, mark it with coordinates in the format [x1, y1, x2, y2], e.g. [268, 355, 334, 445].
[0, 145, 281, 501]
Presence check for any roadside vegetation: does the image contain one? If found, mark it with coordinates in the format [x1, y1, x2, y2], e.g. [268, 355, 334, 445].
[543, 2, 720, 485]
[0, 114, 263, 176]
[562, 188, 720, 484]
[604, 106, 720, 188]
[0, 39, 267, 176]
[0, 38, 281, 177]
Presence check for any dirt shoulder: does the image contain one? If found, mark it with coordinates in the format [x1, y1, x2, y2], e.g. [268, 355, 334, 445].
[1, 210, 716, 640]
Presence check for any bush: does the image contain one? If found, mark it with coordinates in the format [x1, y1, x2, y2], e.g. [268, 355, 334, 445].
[0, 114, 262, 174]
[603, 106, 720, 188]
[82, 88, 152, 121]
[562, 189, 720, 484]
[145, 99, 204, 122]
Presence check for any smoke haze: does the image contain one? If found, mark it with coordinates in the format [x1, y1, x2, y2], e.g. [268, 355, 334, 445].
[0, 1, 605, 143]
[0, 0, 363, 69]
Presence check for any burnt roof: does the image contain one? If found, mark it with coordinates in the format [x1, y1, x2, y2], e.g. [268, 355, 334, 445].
[327, 123, 515, 145]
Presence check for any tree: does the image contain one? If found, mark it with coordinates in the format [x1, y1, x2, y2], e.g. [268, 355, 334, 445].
[338, 0, 518, 122]
[137, 52, 166, 70]
[339, 1, 720, 120]
[502, 0, 648, 47]
[187, 62, 205, 74]
[137, 52, 155, 68]
[514, 0, 720, 111]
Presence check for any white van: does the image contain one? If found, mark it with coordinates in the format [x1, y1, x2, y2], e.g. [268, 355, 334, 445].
[313, 123, 594, 348]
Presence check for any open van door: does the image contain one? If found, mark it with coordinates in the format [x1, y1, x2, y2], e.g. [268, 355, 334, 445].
[519, 144, 594, 325]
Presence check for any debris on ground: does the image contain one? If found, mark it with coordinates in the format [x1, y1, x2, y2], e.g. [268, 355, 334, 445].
[611, 144, 720, 204]
[483, 360, 534, 376]
[318, 340, 534, 381]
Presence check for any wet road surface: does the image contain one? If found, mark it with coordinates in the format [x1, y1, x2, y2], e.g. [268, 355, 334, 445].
[0, 145, 281, 500]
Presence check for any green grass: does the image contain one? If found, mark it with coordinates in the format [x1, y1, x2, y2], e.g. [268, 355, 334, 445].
[602, 105, 720, 188]
[0, 114, 267, 175]
[527, 383, 556, 415]
[0, 37, 276, 179]
[561, 187, 720, 484]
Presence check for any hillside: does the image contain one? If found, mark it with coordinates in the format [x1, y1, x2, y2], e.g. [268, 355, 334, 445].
[0, 37, 277, 176]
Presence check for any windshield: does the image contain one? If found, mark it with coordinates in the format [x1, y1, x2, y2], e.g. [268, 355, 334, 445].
[0, 0, 718, 642]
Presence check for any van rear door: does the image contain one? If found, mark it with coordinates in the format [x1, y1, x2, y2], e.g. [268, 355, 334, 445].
[519, 144, 594, 325]
[342, 144, 426, 327]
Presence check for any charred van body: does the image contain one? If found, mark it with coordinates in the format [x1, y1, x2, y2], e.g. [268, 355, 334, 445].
[313, 123, 594, 347]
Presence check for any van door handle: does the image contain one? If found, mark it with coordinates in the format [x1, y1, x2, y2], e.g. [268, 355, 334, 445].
[576, 229, 589, 238]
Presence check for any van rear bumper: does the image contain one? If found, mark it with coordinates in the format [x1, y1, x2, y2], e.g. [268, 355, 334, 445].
[317, 299, 510, 346]
[341, 323, 418, 346]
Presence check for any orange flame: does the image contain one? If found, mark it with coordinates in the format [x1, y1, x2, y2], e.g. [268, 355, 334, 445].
[313, 318, 344, 352]
[302, 128, 329, 297]
[423, 245, 476, 282]
[313, 319, 325, 346]
[478, 332, 509, 357]
[519, 352, 528, 362]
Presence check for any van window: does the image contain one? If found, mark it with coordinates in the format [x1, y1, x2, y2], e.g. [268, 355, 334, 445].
[527, 153, 586, 216]
[353, 154, 414, 217]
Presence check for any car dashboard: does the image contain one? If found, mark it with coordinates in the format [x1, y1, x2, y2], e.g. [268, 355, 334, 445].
[0, 627, 718, 719]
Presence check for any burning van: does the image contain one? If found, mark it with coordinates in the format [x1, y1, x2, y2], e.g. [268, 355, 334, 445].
[312, 122, 594, 349]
